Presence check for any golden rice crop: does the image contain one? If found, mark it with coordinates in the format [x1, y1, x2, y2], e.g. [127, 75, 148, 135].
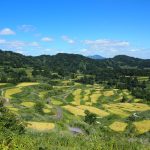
[133, 120, 150, 134]
[21, 102, 35, 108]
[90, 93, 101, 103]
[83, 95, 89, 101]
[103, 104, 130, 118]
[27, 122, 55, 131]
[43, 108, 51, 113]
[51, 100, 63, 105]
[85, 102, 92, 106]
[39, 91, 47, 98]
[77, 105, 109, 117]
[45, 104, 52, 109]
[103, 91, 114, 96]
[4, 87, 22, 99]
[16, 82, 39, 87]
[0, 83, 7, 86]
[109, 121, 128, 132]
[72, 89, 82, 105]
[63, 105, 85, 116]
[103, 103, 150, 117]
[82, 89, 91, 101]
[6, 106, 19, 112]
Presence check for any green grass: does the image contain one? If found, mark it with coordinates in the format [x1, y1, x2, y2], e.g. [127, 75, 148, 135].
[1, 81, 150, 149]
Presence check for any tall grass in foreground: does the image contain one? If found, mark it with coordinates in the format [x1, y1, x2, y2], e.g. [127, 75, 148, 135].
[0, 130, 148, 150]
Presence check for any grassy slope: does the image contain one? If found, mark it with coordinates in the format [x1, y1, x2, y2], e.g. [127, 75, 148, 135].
[0, 81, 150, 149]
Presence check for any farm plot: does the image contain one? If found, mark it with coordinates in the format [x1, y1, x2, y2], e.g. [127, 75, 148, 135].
[82, 89, 91, 101]
[27, 121, 55, 131]
[90, 92, 102, 103]
[72, 89, 82, 105]
[51, 99, 63, 105]
[16, 82, 39, 87]
[103, 90, 114, 97]
[103, 103, 150, 118]
[4, 87, 22, 99]
[62, 105, 85, 116]
[6, 105, 19, 113]
[0, 83, 7, 86]
[21, 102, 35, 108]
[133, 120, 150, 134]
[109, 121, 128, 132]
[77, 105, 109, 117]
[103, 104, 130, 117]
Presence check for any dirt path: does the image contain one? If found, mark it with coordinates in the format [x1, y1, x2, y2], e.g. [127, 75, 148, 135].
[0, 88, 10, 105]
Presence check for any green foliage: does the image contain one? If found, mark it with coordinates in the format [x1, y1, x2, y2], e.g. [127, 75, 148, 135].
[34, 101, 44, 114]
[0, 98, 26, 134]
[84, 110, 97, 125]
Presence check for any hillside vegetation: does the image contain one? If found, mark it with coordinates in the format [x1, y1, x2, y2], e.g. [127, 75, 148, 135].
[0, 49, 150, 149]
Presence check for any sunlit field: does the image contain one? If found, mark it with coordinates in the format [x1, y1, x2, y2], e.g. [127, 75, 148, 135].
[27, 122, 55, 131]
[109, 121, 128, 132]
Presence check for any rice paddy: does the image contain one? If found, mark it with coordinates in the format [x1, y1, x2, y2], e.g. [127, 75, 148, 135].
[103, 90, 114, 96]
[77, 105, 109, 117]
[103, 103, 150, 117]
[4, 87, 22, 99]
[109, 121, 128, 132]
[133, 120, 150, 134]
[3, 81, 150, 138]
[90, 93, 101, 103]
[0, 83, 7, 86]
[21, 102, 35, 108]
[27, 122, 55, 131]
[72, 89, 82, 105]
[16, 82, 39, 87]
[6, 106, 19, 112]
[63, 105, 85, 116]
[51, 100, 63, 105]
[43, 108, 51, 113]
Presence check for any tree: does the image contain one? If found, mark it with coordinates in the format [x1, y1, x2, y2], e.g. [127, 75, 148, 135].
[121, 96, 127, 103]
[34, 102, 44, 114]
[84, 110, 97, 125]
[0, 98, 26, 134]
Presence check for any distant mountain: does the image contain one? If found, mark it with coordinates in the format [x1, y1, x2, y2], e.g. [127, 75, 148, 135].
[0, 49, 150, 75]
[88, 55, 105, 60]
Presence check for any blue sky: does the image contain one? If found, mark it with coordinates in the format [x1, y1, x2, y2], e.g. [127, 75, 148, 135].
[0, 0, 150, 58]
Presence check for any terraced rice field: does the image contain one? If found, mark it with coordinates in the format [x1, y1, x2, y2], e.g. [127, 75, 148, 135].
[63, 105, 85, 116]
[6, 106, 19, 112]
[0, 83, 7, 86]
[90, 92, 101, 103]
[16, 82, 39, 87]
[51, 100, 63, 105]
[77, 105, 109, 117]
[4, 87, 22, 99]
[103, 90, 114, 96]
[27, 122, 55, 131]
[43, 108, 51, 113]
[103, 103, 150, 117]
[21, 102, 35, 108]
[109, 121, 128, 132]
[72, 89, 82, 105]
[133, 120, 150, 134]
[83, 89, 91, 101]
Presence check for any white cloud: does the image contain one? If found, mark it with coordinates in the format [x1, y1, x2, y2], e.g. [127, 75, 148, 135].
[30, 42, 39, 47]
[80, 39, 133, 57]
[84, 39, 130, 47]
[0, 39, 6, 44]
[0, 28, 16, 35]
[18, 25, 36, 32]
[61, 35, 75, 44]
[41, 37, 53, 42]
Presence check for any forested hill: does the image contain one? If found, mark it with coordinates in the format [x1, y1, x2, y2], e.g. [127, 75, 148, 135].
[1, 49, 150, 75]
[0, 49, 150, 69]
